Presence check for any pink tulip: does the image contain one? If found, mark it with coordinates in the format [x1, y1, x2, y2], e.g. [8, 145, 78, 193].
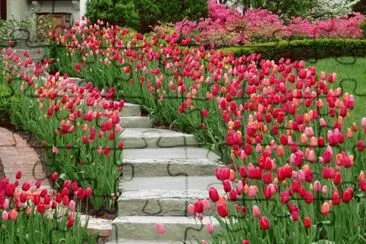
[155, 223, 166, 235]
[188, 204, 195, 216]
[68, 200, 76, 212]
[202, 199, 211, 211]
[2, 211, 8, 221]
[362, 117, 366, 128]
[3, 199, 9, 209]
[52, 146, 59, 154]
[9, 209, 18, 220]
[206, 223, 215, 233]
[252, 205, 261, 218]
[248, 185, 258, 198]
[314, 181, 322, 192]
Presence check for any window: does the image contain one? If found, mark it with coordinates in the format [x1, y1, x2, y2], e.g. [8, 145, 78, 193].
[0, 0, 6, 20]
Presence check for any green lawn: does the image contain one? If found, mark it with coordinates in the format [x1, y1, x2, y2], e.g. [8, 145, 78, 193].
[311, 57, 366, 125]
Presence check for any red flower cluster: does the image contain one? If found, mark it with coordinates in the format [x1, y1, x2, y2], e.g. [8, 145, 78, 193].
[1, 171, 92, 229]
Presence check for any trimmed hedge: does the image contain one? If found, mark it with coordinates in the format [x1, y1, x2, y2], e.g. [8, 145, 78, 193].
[220, 39, 366, 60]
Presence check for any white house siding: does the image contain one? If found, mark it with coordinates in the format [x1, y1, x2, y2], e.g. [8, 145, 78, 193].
[7, 0, 31, 20]
[6, 0, 86, 22]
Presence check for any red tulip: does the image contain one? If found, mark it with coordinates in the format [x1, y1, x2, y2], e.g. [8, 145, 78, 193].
[303, 216, 311, 228]
[66, 215, 75, 228]
[209, 187, 219, 202]
[217, 201, 228, 218]
[35, 180, 41, 189]
[9, 209, 18, 220]
[50, 172, 58, 182]
[37, 203, 46, 214]
[194, 200, 204, 213]
[332, 189, 341, 205]
[22, 182, 31, 191]
[15, 170, 22, 180]
[85, 187, 93, 198]
[201, 109, 208, 118]
[259, 216, 270, 231]
[342, 187, 353, 203]
[62, 195, 69, 206]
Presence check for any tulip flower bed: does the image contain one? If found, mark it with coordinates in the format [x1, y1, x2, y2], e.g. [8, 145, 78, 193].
[0, 172, 96, 243]
[1, 48, 124, 211]
[46, 21, 366, 242]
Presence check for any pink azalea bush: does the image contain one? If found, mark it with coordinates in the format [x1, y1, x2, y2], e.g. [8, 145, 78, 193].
[288, 12, 365, 38]
[173, 0, 365, 46]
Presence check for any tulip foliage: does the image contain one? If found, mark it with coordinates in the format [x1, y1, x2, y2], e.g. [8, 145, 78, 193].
[7, 18, 366, 242]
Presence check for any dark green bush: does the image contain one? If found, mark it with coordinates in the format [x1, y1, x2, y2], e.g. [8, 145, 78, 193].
[360, 20, 366, 39]
[86, 0, 208, 33]
[220, 39, 366, 60]
[0, 83, 19, 121]
[86, 0, 140, 30]
[0, 65, 20, 121]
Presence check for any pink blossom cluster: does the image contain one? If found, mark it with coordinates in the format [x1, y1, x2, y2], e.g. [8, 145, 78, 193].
[174, 1, 365, 46]
[288, 12, 364, 38]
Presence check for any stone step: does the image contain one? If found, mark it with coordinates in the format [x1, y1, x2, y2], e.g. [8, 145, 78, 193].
[118, 176, 221, 216]
[118, 189, 215, 216]
[107, 240, 180, 244]
[120, 103, 141, 117]
[79, 215, 112, 237]
[120, 128, 199, 149]
[122, 147, 220, 177]
[120, 116, 153, 128]
[111, 216, 219, 242]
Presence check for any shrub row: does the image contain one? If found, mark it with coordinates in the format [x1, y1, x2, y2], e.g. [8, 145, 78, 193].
[221, 38, 366, 60]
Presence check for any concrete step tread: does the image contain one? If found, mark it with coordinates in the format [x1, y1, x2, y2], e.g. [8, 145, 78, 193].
[118, 176, 221, 216]
[79, 215, 112, 237]
[120, 176, 220, 193]
[120, 128, 199, 148]
[121, 128, 196, 138]
[120, 103, 142, 117]
[120, 189, 210, 200]
[124, 103, 140, 108]
[107, 240, 183, 244]
[122, 147, 219, 161]
[120, 116, 153, 128]
[122, 157, 219, 166]
[113, 215, 218, 225]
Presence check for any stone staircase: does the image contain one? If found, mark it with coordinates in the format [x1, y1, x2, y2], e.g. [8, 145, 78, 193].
[109, 103, 222, 243]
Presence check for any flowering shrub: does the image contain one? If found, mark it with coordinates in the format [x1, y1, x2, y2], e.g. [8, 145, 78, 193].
[1, 48, 124, 210]
[47, 20, 366, 242]
[288, 12, 365, 38]
[311, 0, 360, 19]
[0, 172, 96, 243]
[173, 0, 364, 46]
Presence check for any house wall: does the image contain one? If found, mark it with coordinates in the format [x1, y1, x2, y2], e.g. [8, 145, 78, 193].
[33, 1, 80, 23]
[7, 0, 30, 20]
[7, 1, 85, 23]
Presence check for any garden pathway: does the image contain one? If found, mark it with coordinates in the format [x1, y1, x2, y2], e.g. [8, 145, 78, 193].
[0, 127, 49, 186]
[110, 103, 222, 243]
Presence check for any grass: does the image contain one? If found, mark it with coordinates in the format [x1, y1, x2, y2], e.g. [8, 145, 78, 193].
[310, 57, 366, 125]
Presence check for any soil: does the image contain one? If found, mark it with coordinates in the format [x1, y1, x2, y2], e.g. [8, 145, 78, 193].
[0, 158, 5, 179]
